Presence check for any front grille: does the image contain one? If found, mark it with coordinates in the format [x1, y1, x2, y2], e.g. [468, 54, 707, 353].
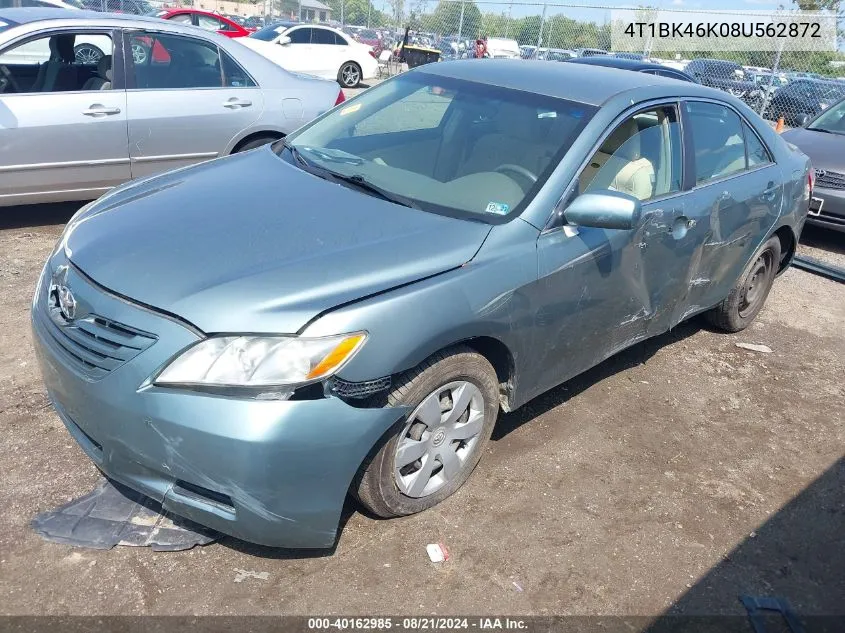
[35, 306, 156, 380]
[815, 170, 845, 190]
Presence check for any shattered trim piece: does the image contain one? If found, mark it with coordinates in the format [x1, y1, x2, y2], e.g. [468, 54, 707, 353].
[31, 478, 219, 551]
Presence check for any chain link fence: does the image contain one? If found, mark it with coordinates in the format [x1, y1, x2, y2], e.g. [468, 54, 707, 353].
[317, 1, 845, 127]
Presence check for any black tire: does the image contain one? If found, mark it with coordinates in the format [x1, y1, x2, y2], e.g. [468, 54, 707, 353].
[338, 61, 362, 88]
[705, 236, 781, 333]
[353, 346, 499, 518]
[234, 135, 280, 153]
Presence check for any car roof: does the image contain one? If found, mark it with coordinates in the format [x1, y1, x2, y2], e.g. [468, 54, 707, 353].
[420, 59, 706, 106]
[567, 56, 683, 72]
[161, 8, 233, 18]
[0, 8, 237, 36]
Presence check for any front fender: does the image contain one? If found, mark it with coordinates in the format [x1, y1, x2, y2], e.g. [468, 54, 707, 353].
[301, 220, 541, 407]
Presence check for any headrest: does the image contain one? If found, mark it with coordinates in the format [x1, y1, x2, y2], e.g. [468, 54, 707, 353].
[50, 34, 76, 63]
[601, 118, 641, 160]
[97, 54, 113, 80]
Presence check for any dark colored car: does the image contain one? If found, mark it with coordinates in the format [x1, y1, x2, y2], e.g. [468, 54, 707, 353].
[685, 59, 763, 109]
[151, 8, 255, 38]
[567, 55, 696, 82]
[766, 79, 845, 128]
[782, 96, 845, 232]
[81, 0, 152, 14]
[574, 47, 607, 57]
[32, 61, 810, 548]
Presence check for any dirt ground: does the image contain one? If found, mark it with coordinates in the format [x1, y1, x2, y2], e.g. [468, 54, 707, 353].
[0, 203, 842, 618]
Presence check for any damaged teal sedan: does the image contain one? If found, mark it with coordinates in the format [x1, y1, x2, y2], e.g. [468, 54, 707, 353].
[32, 61, 812, 548]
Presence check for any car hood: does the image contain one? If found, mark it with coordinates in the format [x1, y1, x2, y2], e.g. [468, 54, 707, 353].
[63, 148, 492, 334]
[781, 127, 845, 172]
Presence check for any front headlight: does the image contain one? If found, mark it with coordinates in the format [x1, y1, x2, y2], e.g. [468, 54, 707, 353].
[154, 332, 367, 389]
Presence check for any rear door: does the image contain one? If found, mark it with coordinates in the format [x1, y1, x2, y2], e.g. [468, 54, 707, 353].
[678, 100, 782, 318]
[0, 28, 128, 205]
[123, 29, 263, 179]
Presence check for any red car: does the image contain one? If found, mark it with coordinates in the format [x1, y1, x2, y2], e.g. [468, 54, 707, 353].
[152, 9, 256, 38]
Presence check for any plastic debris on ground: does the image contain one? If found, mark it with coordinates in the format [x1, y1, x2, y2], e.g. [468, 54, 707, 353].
[426, 542, 450, 563]
[735, 342, 773, 354]
[31, 478, 219, 551]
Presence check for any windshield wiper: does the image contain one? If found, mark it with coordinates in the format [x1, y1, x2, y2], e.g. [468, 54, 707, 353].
[805, 126, 834, 134]
[281, 138, 311, 167]
[327, 173, 422, 209]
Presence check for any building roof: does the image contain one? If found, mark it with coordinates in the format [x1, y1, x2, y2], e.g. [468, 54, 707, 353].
[300, 0, 331, 11]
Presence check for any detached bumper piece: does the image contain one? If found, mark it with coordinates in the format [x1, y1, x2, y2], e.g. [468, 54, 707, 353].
[31, 478, 218, 551]
[792, 255, 845, 284]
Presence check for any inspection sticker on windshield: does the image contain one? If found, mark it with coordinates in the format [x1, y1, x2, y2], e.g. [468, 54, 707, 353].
[485, 202, 510, 215]
[339, 103, 362, 116]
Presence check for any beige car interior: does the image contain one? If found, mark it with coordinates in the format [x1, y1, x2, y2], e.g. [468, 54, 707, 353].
[579, 109, 677, 202]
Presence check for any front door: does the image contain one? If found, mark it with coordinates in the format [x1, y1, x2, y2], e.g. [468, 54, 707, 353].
[0, 29, 128, 205]
[528, 103, 694, 399]
[123, 29, 263, 179]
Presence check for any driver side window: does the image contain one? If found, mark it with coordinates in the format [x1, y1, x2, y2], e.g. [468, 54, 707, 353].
[578, 105, 682, 203]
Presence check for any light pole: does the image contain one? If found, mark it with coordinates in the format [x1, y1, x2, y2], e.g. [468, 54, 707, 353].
[458, 1, 465, 38]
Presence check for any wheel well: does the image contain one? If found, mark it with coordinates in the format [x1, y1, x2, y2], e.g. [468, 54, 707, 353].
[460, 337, 516, 412]
[772, 225, 797, 273]
[231, 131, 284, 154]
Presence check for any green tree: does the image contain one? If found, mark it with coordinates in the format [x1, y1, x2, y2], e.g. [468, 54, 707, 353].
[425, 0, 481, 37]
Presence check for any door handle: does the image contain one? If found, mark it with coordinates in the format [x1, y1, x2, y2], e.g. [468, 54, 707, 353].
[82, 105, 121, 116]
[223, 98, 252, 109]
[762, 181, 778, 201]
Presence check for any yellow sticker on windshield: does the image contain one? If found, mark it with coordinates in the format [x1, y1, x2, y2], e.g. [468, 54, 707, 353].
[340, 103, 362, 116]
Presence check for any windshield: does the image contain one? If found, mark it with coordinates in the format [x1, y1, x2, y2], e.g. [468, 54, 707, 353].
[251, 24, 286, 41]
[808, 97, 845, 134]
[280, 72, 596, 220]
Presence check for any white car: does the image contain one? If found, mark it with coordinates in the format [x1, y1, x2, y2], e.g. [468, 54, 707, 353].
[485, 37, 520, 59]
[239, 22, 378, 88]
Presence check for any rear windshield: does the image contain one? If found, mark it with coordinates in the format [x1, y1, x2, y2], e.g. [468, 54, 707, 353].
[281, 71, 596, 221]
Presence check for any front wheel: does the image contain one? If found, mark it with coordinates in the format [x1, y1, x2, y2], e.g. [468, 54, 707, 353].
[705, 236, 781, 332]
[338, 61, 362, 88]
[353, 346, 499, 518]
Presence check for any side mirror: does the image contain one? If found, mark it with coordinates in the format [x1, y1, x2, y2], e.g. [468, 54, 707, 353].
[795, 112, 810, 127]
[278, 35, 291, 45]
[563, 191, 642, 231]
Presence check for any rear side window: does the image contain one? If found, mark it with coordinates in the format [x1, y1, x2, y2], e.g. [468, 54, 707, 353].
[167, 13, 193, 24]
[686, 101, 747, 184]
[312, 28, 338, 45]
[221, 49, 255, 87]
[744, 122, 772, 168]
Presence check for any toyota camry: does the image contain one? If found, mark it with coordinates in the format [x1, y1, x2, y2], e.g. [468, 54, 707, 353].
[32, 61, 811, 548]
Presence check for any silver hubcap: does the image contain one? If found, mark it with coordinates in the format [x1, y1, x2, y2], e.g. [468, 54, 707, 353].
[342, 64, 359, 86]
[132, 44, 147, 65]
[75, 47, 101, 65]
[393, 381, 485, 498]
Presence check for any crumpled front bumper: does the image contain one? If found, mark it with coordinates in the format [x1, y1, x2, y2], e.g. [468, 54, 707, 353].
[31, 257, 406, 548]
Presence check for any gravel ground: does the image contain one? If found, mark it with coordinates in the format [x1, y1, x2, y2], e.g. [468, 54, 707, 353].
[0, 201, 842, 617]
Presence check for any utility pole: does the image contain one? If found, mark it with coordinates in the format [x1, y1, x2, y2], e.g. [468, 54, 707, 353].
[458, 1, 465, 38]
[341, 0, 345, 25]
[536, 3, 546, 50]
[367, 1, 371, 28]
[505, 2, 512, 38]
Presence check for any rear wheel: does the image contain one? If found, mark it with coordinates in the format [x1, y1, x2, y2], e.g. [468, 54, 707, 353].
[354, 347, 499, 518]
[74, 44, 103, 66]
[705, 236, 781, 332]
[338, 61, 362, 88]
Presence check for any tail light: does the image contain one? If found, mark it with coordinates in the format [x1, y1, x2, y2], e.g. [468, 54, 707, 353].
[368, 49, 376, 58]
[334, 90, 346, 106]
